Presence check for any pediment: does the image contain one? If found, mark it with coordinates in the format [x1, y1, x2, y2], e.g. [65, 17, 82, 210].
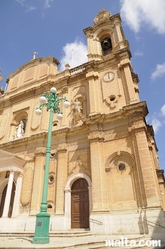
[6, 56, 60, 92]
[0, 150, 26, 172]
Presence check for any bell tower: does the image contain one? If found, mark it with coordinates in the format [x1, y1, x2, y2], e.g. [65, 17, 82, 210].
[84, 9, 140, 116]
[83, 9, 165, 241]
[84, 9, 130, 61]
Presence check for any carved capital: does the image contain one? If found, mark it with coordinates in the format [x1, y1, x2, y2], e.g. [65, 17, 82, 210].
[57, 144, 67, 153]
[88, 130, 105, 142]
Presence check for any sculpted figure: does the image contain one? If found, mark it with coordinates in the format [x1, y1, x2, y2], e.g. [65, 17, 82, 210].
[14, 120, 24, 139]
[72, 99, 83, 123]
[74, 99, 82, 113]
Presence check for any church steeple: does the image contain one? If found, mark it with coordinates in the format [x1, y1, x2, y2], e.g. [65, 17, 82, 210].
[84, 9, 139, 109]
[84, 9, 131, 62]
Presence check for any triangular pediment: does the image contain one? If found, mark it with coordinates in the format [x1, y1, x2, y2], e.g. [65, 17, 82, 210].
[0, 150, 26, 172]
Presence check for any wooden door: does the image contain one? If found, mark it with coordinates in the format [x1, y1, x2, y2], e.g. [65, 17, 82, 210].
[71, 178, 89, 228]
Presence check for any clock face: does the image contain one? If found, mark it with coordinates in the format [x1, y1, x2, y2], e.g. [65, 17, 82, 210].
[103, 72, 114, 82]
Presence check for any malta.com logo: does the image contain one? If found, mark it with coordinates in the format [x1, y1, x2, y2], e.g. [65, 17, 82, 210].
[105, 237, 161, 247]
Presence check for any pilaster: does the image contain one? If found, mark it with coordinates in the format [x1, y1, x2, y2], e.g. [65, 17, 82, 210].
[55, 145, 67, 214]
[129, 121, 160, 207]
[30, 154, 45, 214]
[88, 125, 105, 211]
[86, 68, 99, 115]
[118, 59, 137, 104]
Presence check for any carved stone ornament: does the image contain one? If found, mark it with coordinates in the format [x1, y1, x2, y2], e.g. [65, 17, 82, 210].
[94, 9, 111, 25]
[73, 99, 83, 122]
[105, 95, 118, 109]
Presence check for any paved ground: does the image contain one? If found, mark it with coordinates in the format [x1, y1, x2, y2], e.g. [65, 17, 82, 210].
[0, 233, 165, 249]
[0, 234, 107, 249]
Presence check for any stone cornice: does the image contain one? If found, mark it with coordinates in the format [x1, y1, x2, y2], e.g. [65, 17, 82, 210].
[110, 13, 121, 23]
[83, 26, 93, 35]
[0, 102, 148, 150]
[156, 169, 165, 183]
[83, 101, 148, 126]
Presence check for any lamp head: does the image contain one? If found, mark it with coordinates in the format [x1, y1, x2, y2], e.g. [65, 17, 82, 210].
[63, 101, 70, 108]
[35, 108, 42, 115]
[39, 96, 47, 104]
[50, 87, 57, 93]
[57, 113, 63, 120]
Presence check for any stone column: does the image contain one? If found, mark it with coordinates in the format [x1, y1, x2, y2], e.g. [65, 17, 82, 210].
[12, 172, 23, 217]
[2, 171, 14, 217]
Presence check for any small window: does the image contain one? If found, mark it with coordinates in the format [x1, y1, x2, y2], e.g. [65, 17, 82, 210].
[118, 163, 126, 171]
[47, 203, 53, 209]
[109, 95, 116, 102]
[48, 173, 55, 184]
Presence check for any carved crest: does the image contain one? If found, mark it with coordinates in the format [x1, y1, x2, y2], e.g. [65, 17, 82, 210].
[94, 9, 111, 25]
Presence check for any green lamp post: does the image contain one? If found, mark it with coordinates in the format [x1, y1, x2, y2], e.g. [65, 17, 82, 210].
[32, 87, 70, 244]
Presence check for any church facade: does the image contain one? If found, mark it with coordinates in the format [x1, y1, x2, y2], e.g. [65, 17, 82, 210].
[0, 9, 165, 241]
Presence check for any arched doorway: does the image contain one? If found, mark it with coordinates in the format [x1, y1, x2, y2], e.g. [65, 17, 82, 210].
[71, 178, 89, 228]
[0, 182, 15, 218]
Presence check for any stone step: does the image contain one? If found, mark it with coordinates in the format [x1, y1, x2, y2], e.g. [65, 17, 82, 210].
[0, 229, 93, 238]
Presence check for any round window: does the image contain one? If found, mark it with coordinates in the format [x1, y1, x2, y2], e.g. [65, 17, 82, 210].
[118, 164, 126, 171]
[48, 174, 55, 184]
[109, 95, 116, 102]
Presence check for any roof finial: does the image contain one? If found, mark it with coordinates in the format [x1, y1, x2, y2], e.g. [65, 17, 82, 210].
[32, 52, 38, 60]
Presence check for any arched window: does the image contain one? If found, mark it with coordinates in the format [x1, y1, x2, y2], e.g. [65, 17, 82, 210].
[101, 37, 112, 55]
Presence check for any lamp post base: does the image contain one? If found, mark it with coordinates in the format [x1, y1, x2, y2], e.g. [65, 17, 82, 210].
[32, 212, 50, 244]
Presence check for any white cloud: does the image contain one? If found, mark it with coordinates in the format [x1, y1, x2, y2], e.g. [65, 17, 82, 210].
[120, 0, 165, 34]
[151, 63, 165, 80]
[151, 117, 162, 133]
[134, 50, 143, 57]
[59, 39, 88, 71]
[15, 0, 25, 6]
[161, 105, 165, 116]
[25, 5, 36, 12]
[44, 0, 54, 8]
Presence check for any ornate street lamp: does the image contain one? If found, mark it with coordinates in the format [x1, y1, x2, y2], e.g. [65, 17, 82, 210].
[32, 87, 70, 244]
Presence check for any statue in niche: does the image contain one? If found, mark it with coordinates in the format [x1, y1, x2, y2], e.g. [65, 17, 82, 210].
[73, 99, 83, 122]
[14, 120, 24, 139]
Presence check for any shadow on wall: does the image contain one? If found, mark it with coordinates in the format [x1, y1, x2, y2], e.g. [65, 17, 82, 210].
[138, 207, 165, 244]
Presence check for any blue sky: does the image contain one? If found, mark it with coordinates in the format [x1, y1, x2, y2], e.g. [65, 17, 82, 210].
[0, 0, 165, 170]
